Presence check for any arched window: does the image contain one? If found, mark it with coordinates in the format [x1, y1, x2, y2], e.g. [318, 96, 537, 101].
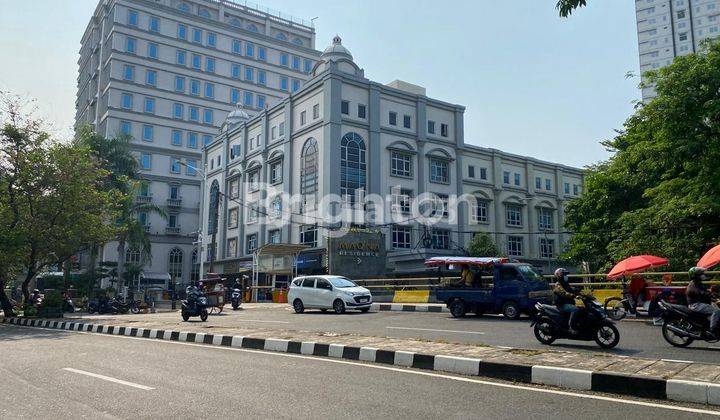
[125, 248, 141, 265]
[340, 133, 366, 204]
[292, 37, 304, 46]
[168, 248, 184, 280]
[177, 2, 190, 12]
[198, 8, 211, 18]
[228, 18, 241, 27]
[208, 180, 220, 234]
[300, 138, 318, 211]
[247, 24, 259, 33]
[275, 32, 287, 41]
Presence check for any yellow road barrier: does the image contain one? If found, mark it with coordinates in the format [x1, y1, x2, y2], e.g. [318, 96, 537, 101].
[393, 290, 430, 303]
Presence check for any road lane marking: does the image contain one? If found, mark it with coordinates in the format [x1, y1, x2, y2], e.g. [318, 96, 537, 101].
[387, 326, 484, 335]
[235, 319, 290, 324]
[62, 368, 154, 390]
[7, 324, 720, 416]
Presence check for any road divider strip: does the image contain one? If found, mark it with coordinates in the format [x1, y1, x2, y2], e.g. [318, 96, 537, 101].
[371, 303, 448, 313]
[3, 316, 720, 407]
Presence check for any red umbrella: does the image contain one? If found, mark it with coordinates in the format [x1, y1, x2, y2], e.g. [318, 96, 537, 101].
[607, 255, 669, 280]
[697, 244, 720, 270]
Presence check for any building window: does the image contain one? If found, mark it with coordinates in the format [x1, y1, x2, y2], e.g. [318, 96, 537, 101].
[341, 100, 350, 115]
[258, 70, 267, 86]
[204, 82, 214, 98]
[468, 165, 475, 178]
[176, 50, 186, 65]
[538, 208, 554, 230]
[480, 168, 487, 180]
[535, 177, 542, 190]
[573, 184, 580, 195]
[191, 53, 201, 70]
[121, 93, 133, 109]
[300, 225, 317, 247]
[145, 70, 157, 86]
[389, 111, 397, 126]
[245, 66, 254, 81]
[170, 158, 181, 174]
[390, 151, 412, 177]
[258, 46, 267, 61]
[429, 159, 449, 183]
[127, 9, 138, 26]
[403, 115, 411, 129]
[142, 125, 153, 142]
[126, 37, 136, 54]
[122, 64, 134, 81]
[175, 76, 185, 92]
[171, 130, 182, 146]
[177, 24, 187, 40]
[391, 188, 412, 214]
[300, 110, 307, 125]
[392, 226, 412, 249]
[147, 43, 158, 59]
[428, 120, 436, 135]
[231, 89, 240, 104]
[540, 238, 555, 259]
[313, 104, 320, 119]
[514, 173, 521, 186]
[507, 236, 523, 257]
[189, 106, 199, 122]
[140, 153, 151, 170]
[357, 104, 366, 119]
[280, 53, 289, 66]
[243, 92, 253, 107]
[257, 95, 266, 109]
[125, 248, 141, 265]
[229, 179, 240, 199]
[190, 79, 200, 96]
[472, 200, 488, 223]
[292, 55, 300, 70]
[506, 204, 522, 227]
[168, 248, 183, 280]
[340, 132, 367, 205]
[301, 138, 318, 211]
[431, 194, 449, 218]
[207, 32, 216, 47]
[245, 42, 255, 57]
[280, 77, 288, 91]
[246, 202, 259, 224]
[192, 28, 202, 43]
[149, 16, 160, 32]
[270, 160, 283, 184]
[186, 159, 197, 176]
[247, 169, 260, 191]
[270, 196, 282, 219]
[431, 229, 450, 250]
[279, 122, 285, 137]
[545, 179, 552, 191]
[143, 97, 155, 114]
[205, 57, 215, 73]
[304, 59, 312, 73]
[246, 234, 258, 254]
[441, 123, 449, 137]
[679, 32, 688, 41]
[203, 109, 213, 125]
[269, 230, 281, 244]
[120, 121, 132, 136]
[503, 171, 510, 184]
[203, 135, 212, 147]
[173, 103, 184, 119]
[227, 238, 237, 258]
[564, 182, 570, 194]
[292, 79, 300, 92]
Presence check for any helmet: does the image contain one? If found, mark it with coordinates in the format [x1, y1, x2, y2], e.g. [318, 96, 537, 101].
[33, 289, 40, 294]
[554, 268, 569, 278]
[689, 267, 706, 281]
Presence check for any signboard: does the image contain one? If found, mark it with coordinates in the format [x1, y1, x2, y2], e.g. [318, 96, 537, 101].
[327, 229, 386, 279]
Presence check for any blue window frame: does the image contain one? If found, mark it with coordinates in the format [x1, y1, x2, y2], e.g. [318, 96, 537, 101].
[230, 89, 239, 104]
[205, 57, 215, 73]
[232, 39, 241, 54]
[205, 82, 214, 98]
[143, 97, 155, 113]
[145, 70, 156, 86]
[172, 130, 183, 146]
[120, 121, 132, 135]
[149, 16, 160, 32]
[189, 106, 199, 121]
[291, 79, 300, 92]
[147, 42, 158, 59]
[203, 135, 213, 146]
[173, 103, 184, 119]
[280, 53, 288, 66]
[177, 24, 187, 40]
[191, 53, 201, 69]
[244, 67, 253, 81]
[245, 42, 254, 57]
[121, 93, 133, 109]
[190, 79, 200, 96]
[258, 46, 266, 60]
[123, 64, 134, 81]
[243, 92, 253, 107]
[257, 95, 266, 109]
[128, 10, 138, 26]
[186, 159, 197, 176]
[141, 153, 151, 170]
[174, 76, 185, 92]
[203, 109, 213, 124]
[304, 59, 312, 73]
[126, 37, 136, 54]
[231, 64, 241, 79]
[292, 56, 300, 70]
[207, 32, 216, 47]
[176, 49, 186, 65]
[171, 158, 181, 173]
[280, 77, 288, 91]
[258, 70, 266, 86]
[192, 28, 202, 43]
[142, 125, 153, 141]
[187, 132, 198, 149]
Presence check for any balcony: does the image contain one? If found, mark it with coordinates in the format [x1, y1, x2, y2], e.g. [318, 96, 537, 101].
[167, 198, 182, 208]
[165, 226, 181, 235]
[136, 195, 152, 204]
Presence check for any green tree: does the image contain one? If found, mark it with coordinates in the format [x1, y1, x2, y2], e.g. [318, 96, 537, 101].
[556, 0, 587, 17]
[563, 40, 720, 272]
[467, 233, 500, 258]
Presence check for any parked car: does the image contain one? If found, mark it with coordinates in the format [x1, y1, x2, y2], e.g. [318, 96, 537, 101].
[288, 275, 372, 314]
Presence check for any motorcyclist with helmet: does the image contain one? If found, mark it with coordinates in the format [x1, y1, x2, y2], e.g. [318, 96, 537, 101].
[186, 281, 203, 310]
[687, 267, 720, 338]
[553, 268, 580, 334]
[29, 289, 43, 307]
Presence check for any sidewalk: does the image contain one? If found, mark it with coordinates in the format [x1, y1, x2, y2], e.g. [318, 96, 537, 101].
[3, 314, 720, 406]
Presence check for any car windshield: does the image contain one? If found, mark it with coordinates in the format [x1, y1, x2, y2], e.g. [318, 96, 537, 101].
[328, 277, 357, 288]
[516, 265, 543, 282]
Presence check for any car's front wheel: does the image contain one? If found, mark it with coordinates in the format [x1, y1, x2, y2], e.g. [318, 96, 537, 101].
[333, 299, 346, 314]
[293, 299, 305, 314]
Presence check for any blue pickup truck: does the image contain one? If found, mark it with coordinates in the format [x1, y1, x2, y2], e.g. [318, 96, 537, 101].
[428, 257, 552, 319]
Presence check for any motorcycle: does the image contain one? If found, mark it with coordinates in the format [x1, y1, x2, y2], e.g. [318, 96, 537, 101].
[63, 297, 75, 313]
[230, 288, 242, 310]
[181, 293, 209, 322]
[87, 298, 117, 314]
[531, 294, 620, 349]
[110, 297, 141, 315]
[657, 300, 719, 347]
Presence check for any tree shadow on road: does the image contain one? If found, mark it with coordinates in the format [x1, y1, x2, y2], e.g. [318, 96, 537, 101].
[0, 324, 74, 342]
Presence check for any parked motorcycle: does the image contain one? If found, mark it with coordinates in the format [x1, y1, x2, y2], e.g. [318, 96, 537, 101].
[63, 297, 75, 313]
[657, 300, 719, 347]
[110, 297, 141, 315]
[87, 297, 117, 314]
[531, 294, 620, 349]
[230, 288, 242, 310]
[181, 293, 209, 322]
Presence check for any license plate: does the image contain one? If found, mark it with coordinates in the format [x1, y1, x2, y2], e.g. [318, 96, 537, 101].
[359, 297, 369, 302]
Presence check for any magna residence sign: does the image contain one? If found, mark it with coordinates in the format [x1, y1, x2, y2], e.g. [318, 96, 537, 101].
[327, 229, 387, 278]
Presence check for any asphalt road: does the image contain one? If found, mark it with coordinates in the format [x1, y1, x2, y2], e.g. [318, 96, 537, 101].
[76, 304, 720, 363]
[1, 324, 718, 419]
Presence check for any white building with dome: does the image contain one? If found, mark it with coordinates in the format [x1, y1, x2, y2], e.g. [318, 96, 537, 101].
[200, 36, 585, 280]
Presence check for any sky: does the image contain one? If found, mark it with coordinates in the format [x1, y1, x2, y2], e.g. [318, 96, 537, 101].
[0, 0, 640, 168]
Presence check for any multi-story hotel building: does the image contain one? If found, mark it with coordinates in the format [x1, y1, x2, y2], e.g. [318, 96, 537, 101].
[201, 37, 585, 281]
[635, 0, 720, 99]
[75, 0, 320, 284]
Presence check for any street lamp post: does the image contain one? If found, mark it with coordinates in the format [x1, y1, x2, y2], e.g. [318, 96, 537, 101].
[178, 160, 207, 284]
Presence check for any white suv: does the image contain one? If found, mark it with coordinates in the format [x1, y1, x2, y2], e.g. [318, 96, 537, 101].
[288, 275, 372, 314]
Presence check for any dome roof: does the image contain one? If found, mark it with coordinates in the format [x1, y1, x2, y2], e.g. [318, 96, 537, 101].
[225, 103, 250, 126]
[321, 35, 352, 60]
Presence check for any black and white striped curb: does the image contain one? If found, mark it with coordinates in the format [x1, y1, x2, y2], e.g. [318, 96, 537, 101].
[371, 303, 449, 313]
[3, 317, 719, 406]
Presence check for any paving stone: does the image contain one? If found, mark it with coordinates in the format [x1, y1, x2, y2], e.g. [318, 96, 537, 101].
[672, 363, 720, 383]
[635, 360, 691, 379]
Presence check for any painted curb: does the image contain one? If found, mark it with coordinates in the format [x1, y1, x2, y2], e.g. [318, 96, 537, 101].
[2, 317, 718, 407]
[371, 303, 449, 313]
